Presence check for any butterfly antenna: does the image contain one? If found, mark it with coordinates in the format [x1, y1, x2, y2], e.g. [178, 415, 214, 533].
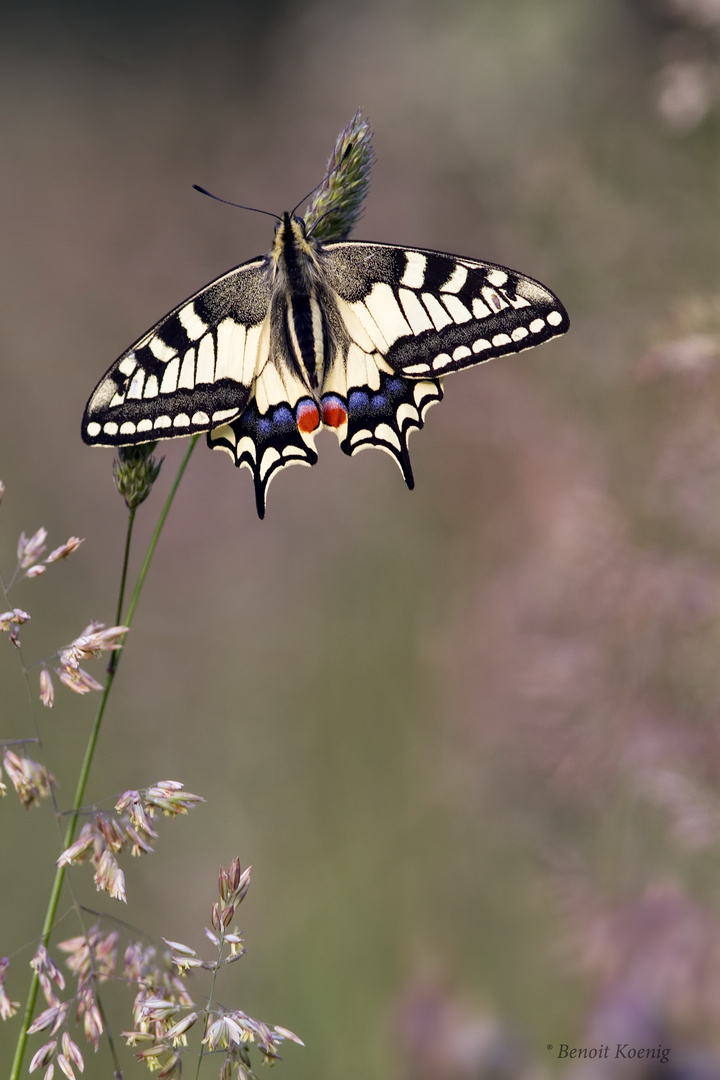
[192, 185, 281, 221]
[290, 144, 353, 218]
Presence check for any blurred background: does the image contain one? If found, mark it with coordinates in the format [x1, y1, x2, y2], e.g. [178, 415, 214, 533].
[3, 0, 720, 1076]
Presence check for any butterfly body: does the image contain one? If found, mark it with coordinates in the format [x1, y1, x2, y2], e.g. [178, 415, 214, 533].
[269, 212, 344, 398]
[83, 210, 569, 517]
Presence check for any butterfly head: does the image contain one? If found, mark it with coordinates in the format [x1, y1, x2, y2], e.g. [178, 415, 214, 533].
[270, 211, 317, 279]
[273, 210, 308, 238]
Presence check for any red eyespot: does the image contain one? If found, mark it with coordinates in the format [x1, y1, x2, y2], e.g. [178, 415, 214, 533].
[296, 399, 320, 433]
[321, 395, 348, 429]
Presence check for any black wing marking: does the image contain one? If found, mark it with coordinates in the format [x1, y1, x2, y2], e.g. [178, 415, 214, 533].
[319, 241, 569, 378]
[82, 256, 271, 446]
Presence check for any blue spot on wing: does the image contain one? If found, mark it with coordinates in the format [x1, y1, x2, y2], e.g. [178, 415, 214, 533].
[349, 390, 369, 413]
[273, 405, 294, 429]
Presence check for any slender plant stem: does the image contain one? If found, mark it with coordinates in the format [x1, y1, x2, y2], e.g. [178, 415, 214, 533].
[10, 435, 199, 1080]
[9, 589, 125, 1080]
[195, 933, 225, 1080]
[107, 504, 136, 676]
[123, 436, 199, 630]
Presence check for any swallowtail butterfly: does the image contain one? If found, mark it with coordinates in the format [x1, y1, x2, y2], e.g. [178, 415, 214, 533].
[82, 211, 569, 517]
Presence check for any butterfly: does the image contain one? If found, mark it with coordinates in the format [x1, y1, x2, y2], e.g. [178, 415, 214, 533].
[82, 210, 569, 517]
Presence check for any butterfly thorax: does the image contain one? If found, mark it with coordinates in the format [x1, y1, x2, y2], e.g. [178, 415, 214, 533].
[269, 212, 333, 393]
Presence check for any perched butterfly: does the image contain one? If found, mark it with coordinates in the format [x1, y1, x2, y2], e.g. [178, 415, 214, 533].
[82, 207, 569, 517]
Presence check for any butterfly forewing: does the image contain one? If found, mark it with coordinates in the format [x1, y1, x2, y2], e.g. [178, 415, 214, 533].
[319, 241, 569, 379]
[82, 256, 271, 445]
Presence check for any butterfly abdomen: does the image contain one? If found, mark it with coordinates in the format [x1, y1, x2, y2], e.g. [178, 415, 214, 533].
[282, 293, 325, 389]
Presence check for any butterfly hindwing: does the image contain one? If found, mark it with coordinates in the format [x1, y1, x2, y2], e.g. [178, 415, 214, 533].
[207, 352, 325, 518]
[208, 399, 319, 519]
[339, 371, 443, 487]
[82, 257, 272, 446]
[320, 241, 568, 378]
